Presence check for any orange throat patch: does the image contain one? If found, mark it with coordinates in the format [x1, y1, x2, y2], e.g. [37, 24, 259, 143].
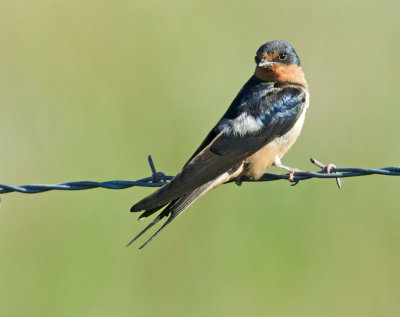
[254, 64, 308, 88]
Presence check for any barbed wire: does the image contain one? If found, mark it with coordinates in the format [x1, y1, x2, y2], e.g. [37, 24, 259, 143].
[0, 156, 398, 196]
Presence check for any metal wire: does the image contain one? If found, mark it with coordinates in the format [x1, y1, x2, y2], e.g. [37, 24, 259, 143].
[240, 166, 400, 181]
[0, 156, 398, 195]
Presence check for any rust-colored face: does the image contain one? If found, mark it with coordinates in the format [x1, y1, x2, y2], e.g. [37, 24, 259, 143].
[260, 52, 279, 61]
[254, 40, 300, 67]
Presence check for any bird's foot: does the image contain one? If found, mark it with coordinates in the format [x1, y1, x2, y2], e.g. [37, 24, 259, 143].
[235, 176, 243, 186]
[234, 175, 255, 186]
[273, 157, 301, 185]
[287, 168, 301, 185]
[310, 158, 342, 189]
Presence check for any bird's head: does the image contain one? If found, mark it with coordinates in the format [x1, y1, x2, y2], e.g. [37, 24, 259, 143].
[255, 40, 301, 68]
[254, 40, 306, 86]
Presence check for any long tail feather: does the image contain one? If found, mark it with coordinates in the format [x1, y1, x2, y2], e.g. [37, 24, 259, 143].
[125, 210, 168, 247]
[137, 204, 167, 220]
[129, 182, 212, 249]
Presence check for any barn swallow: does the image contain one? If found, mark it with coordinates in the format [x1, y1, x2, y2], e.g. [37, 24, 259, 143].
[128, 40, 309, 248]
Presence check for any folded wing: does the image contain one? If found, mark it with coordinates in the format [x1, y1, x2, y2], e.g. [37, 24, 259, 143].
[131, 81, 307, 214]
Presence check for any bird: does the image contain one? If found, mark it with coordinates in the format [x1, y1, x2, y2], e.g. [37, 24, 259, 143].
[128, 40, 309, 249]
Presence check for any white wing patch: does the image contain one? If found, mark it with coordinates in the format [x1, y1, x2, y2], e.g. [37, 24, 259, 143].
[219, 112, 264, 136]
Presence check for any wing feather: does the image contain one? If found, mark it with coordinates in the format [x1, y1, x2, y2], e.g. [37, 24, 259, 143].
[131, 80, 306, 212]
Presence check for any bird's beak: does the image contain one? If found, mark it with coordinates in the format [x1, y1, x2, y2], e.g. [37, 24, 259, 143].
[258, 59, 276, 67]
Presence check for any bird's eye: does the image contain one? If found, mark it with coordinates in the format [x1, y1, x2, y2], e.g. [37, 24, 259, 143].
[279, 52, 287, 60]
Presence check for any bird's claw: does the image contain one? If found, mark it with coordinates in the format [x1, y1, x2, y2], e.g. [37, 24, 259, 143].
[288, 169, 300, 186]
[288, 169, 296, 182]
[273, 158, 301, 186]
[235, 177, 243, 186]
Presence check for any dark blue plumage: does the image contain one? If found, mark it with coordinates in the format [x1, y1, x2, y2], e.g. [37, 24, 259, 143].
[219, 76, 304, 127]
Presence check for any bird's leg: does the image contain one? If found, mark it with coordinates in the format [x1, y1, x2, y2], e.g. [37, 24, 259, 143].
[273, 157, 301, 183]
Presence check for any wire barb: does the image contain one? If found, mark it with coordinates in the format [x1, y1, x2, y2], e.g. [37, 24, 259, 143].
[0, 157, 399, 198]
[310, 157, 342, 189]
[148, 155, 166, 183]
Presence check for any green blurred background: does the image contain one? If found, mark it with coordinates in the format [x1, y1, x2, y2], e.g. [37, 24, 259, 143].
[1, 0, 400, 316]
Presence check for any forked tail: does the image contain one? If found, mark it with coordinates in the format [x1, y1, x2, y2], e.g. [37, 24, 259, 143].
[127, 182, 212, 249]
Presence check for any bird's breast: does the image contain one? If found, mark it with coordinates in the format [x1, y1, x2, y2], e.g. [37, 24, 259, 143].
[244, 94, 309, 180]
[274, 105, 307, 151]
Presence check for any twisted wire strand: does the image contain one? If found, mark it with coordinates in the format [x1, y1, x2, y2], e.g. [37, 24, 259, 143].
[0, 156, 398, 195]
[244, 166, 400, 182]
